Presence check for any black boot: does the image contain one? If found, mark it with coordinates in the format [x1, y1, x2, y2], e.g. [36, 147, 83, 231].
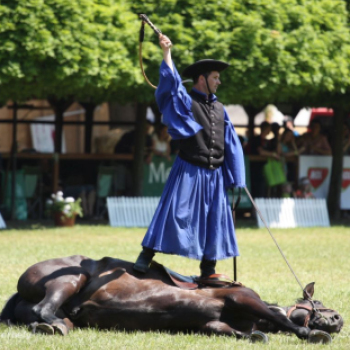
[133, 247, 155, 273]
[200, 258, 216, 278]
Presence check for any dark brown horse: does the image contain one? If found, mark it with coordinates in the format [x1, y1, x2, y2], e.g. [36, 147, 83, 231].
[0, 255, 343, 343]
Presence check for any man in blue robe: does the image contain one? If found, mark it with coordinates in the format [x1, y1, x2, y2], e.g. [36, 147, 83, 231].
[134, 34, 246, 277]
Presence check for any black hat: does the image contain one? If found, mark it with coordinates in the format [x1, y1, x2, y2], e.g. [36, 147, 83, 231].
[182, 59, 229, 79]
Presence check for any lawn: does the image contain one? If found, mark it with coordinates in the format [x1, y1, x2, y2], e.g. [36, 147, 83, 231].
[0, 221, 349, 349]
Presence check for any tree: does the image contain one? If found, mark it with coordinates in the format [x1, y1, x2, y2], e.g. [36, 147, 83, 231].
[0, 0, 143, 103]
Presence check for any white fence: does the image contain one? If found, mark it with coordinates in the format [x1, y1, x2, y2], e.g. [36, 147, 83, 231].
[107, 197, 330, 229]
[0, 212, 6, 229]
[107, 197, 160, 227]
[254, 198, 330, 228]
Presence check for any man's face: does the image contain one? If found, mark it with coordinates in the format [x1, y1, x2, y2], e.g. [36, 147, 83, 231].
[206, 71, 221, 93]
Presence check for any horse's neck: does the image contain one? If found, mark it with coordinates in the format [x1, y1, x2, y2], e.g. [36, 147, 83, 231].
[285, 305, 310, 326]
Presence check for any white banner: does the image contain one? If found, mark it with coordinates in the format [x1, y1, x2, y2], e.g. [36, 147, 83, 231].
[31, 115, 67, 153]
[299, 156, 350, 209]
[30, 110, 84, 153]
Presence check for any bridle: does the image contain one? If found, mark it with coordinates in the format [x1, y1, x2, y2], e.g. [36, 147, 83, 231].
[287, 302, 336, 328]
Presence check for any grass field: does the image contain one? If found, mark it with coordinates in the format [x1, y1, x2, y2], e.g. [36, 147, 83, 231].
[0, 221, 349, 349]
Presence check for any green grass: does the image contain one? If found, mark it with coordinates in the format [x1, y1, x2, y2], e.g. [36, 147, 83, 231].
[0, 222, 349, 349]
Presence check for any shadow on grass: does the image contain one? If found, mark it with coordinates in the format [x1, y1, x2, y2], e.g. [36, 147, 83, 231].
[2, 209, 259, 231]
[2, 218, 110, 230]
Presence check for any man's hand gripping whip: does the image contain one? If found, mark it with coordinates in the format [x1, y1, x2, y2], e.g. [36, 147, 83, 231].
[138, 14, 170, 89]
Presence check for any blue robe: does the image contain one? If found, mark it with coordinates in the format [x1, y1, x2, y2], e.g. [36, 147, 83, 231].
[142, 60, 246, 261]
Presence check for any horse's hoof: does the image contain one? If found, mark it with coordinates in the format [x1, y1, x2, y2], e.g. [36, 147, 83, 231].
[35, 323, 55, 335]
[53, 323, 68, 336]
[307, 330, 332, 344]
[249, 330, 269, 343]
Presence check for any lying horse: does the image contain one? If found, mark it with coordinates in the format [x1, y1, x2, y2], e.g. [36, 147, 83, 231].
[0, 255, 343, 343]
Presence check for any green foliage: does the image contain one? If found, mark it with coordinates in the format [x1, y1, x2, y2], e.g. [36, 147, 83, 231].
[45, 191, 83, 218]
[0, 0, 143, 103]
[132, 0, 350, 106]
[1, 0, 350, 106]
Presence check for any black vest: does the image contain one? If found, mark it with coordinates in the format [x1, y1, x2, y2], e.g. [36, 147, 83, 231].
[177, 90, 225, 169]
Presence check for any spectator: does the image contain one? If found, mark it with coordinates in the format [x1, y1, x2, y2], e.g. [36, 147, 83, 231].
[248, 121, 279, 159]
[294, 177, 315, 199]
[298, 120, 331, 155]
[284, 116, 299, 137]
[280, 128, 305, 158]
[152, 124, 171, 161]
[269, 122, 282, 155]
[280, 128, 305, 185]
[248, 121, 278, 197]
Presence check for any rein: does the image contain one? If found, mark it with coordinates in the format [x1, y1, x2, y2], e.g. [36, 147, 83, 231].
[287, 303, 335, 327]
[244, 187, 312, 299]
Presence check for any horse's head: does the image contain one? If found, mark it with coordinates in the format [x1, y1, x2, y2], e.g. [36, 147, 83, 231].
[288, 282, 343, 334]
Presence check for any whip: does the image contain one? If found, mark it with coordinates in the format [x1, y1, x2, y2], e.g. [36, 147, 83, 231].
[138, 14, 170, 89]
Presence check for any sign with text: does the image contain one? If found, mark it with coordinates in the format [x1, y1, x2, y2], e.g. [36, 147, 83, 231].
[299, 156, 350, 209]
[142, 156, 175, 196]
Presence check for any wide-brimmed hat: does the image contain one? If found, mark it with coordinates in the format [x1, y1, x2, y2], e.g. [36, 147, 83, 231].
[182, 59, 229, 79]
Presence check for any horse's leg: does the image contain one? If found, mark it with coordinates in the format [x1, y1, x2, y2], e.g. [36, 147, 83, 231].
[14, 299, 40, 325]
[14, 299, 54, 335]
[202, 321, 268, 343]
[202, 320, 244, 336]
[31, 273, 88, 335]
[227, 289, 310, 339]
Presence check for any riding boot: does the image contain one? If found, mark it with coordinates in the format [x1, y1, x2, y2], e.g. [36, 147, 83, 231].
[133, 247, 155, 273]
[200, 258, 216, 278]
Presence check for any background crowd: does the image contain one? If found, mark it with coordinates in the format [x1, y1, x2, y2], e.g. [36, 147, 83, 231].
[111, 113, 350, 202]
[244, 116, 350, 199]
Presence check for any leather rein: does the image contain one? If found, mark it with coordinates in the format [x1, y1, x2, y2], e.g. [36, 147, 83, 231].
[287, 303, 335, 327]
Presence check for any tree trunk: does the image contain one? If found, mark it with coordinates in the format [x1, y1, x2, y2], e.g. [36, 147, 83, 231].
[10, 102, 18, 220]
[47, 96, 73, 153]
[327, 107, 345, 221]
[132, 103, 148, 196]
[79, 101, 96, 153]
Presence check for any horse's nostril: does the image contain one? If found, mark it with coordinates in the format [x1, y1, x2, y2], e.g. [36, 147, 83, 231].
[334, 315, 340, 320]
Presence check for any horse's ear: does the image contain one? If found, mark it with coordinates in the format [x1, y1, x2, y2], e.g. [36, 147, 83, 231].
[303, 282, 315, 299]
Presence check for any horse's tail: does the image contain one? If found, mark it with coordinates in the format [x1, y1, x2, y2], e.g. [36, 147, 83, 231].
[0, 293, 21, 325]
